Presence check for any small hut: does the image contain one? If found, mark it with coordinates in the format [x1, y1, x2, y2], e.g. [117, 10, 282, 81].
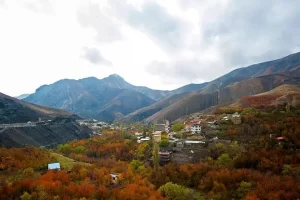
[110, 173, 120, 185]
[48, 163, 61, 171]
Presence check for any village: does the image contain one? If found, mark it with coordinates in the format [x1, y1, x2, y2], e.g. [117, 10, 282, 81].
[58, 110, 288, 167]
[131, 112, 243, 165]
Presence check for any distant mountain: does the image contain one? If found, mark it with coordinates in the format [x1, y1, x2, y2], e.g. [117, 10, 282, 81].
[201, 52, 300, 94]
[96, 90, 155, 122]
[119, 92, 190, 123]
[24, 74, 207, 121]
[15, 93, 31, 100]
[0, 92, 77, 124]
[145, 52, 300, 122]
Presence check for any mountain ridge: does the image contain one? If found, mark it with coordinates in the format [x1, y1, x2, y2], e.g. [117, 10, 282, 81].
[143, 52, 300, 122]
[24, 74, 208, 121]
[0, 92, 77, 124]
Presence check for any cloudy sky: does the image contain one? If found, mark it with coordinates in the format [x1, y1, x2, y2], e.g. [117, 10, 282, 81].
[1, 0, 300, 96]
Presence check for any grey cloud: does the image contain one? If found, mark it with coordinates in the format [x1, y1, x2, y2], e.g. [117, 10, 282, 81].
[82, 47, 112, 67]
[23, 0, 53, 14]
[77, 3, 122, 43]
[146, 0, 300, 83]
[198, 0, 300, 68]
[109, 0, 191, 54]
[145, 59, 224, 84]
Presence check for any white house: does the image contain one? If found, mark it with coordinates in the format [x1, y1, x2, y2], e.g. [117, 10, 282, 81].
[110, 173, 120, 185]
[48, 163, 61, 170]
[137, 137, 150, 143]
[191, 124, 201, 134]
[152, 131, 162, 142]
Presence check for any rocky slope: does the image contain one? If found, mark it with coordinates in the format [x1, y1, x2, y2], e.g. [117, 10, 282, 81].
[0, 92, 77, 124]
[0, 117, 91, 148]
[231, 84, 300, 108]
[146, 69, 300, 122]
[119, 92, 190, 122]
[96, 89, 155, 122]
[201, 52, 300, 94]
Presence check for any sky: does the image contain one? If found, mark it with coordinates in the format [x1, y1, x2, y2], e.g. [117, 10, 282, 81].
[0, 0, 300, 96]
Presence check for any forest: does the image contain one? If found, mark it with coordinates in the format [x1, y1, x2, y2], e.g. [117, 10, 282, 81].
[0, 108, 300, 200]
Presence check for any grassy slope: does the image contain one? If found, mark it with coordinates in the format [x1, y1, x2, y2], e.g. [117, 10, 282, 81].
[50, 152, 90, 170]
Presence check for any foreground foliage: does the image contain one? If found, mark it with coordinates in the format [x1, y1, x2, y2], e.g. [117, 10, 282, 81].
[0, 111, 300, 199]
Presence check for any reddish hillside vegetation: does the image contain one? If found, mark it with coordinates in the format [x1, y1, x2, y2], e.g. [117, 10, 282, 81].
[232, 84, 300, 108]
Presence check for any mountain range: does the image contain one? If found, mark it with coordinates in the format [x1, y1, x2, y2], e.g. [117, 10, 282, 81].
[17, 51, 300, 123]
[24, 74, 208, 121]
[140, 52, 300, 122]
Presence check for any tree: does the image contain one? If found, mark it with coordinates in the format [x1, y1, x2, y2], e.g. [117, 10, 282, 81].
[153, 142, 159, 172]
[130, 160, 143, 171]
[172, 124, 185, 132]
[217, 153, 233, 167]
[136, 142, 150, 160]
[159, 140, 170, 147]
[237, 181, 252, 199]
[22, 167, 35, 179]
[286, 103, 291, 113]
[58, 143, 71, 155]
[75, 146, 85, 154]
[159, 182, 204, 200]
[20, 192, 32, 200]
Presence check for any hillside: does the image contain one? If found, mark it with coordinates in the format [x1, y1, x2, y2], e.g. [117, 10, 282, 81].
[0, 117, 91, 148]
[231, 84, 300, 108]
[15, 93, 31, 100]
[96, 90, 155, 122]
[24, 74, 207, 121]
[146, 70, 300, 122]
[119, 92, 190, 122]
[201, 52, 300, 94]
[0, 92, 77, 124]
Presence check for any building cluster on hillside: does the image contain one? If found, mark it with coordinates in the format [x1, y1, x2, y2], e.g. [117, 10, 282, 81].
[221, 112, 242, 124]
[184, 119, 202, 134]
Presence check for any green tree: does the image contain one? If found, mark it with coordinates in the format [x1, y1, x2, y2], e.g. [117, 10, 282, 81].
[130, 159, 143, 171]
[22, 167, 34, 179]
[172, 124, 185, 132]
[136, 142, 150, 160]
[228, 141, 241, 158]
[209, 143, 226, 159]
[286, 103, 291, 113]
[236, 181, 252, 199]
[153, 142, 159, 172]
[20, 192, 32, 200]
[159, 139, 170, 147]
[159, 182, 204, 200]
[57, 143, 71, 155]
[75, 145, 85, 154]
[217, 153, 233, 167]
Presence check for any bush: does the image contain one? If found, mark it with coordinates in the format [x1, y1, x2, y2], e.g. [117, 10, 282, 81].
[172, 124, 185, 132]
[159, 182, 204, 200]
[159, 140, 170, 147]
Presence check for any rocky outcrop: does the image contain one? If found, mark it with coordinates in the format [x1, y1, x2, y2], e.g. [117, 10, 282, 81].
[0, 118, 91, 148]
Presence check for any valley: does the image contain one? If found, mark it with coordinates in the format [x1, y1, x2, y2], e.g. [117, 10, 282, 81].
[0, 52, 300, 199]
[1, 1, 300, 199]
[0, 105, 299, 199]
